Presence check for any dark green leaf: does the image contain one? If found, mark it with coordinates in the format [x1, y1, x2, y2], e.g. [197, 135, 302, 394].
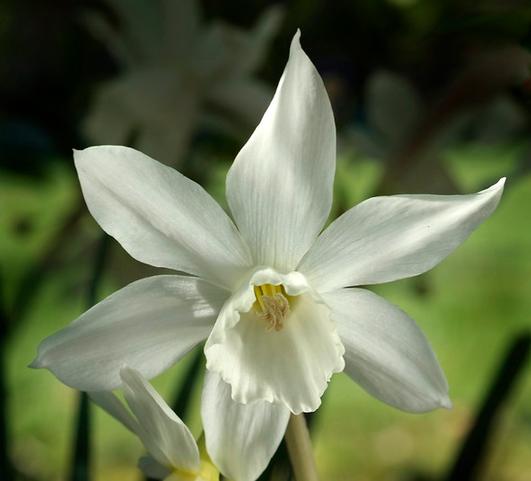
[69, 234, 110, 481]
[445, 331, 531, 481]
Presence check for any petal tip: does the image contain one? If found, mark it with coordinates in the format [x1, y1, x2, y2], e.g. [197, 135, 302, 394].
[72, 147, 89, 166]
[483, 176, 506, 194]
[493, 177, 506, 190]
[290, 29, 302, 53]
[482, 177, 506, 208]
[28, 357, 44, 369]
[72, 146, 90, 157]
[439, 396, 453, 410]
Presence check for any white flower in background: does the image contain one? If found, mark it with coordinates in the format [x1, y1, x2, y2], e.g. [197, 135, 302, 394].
[347, 70, 525, 193]
[90, 367, 219, 481]
[32, 31, 505, 481]
[350, 70, 527, 158]
[83, 0, 283, 165]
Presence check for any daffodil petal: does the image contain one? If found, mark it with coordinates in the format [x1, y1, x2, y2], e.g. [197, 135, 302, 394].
[201, 371, 290, 481]
[205, 269, 345, 414]
[89, 391, 139, 434]
[121, 367, 200, 473]
[31, 275, 226, 391]
[226, 31, 336, 272]
[299, 179, 505, 291]
[74, 146, 252, 289]
[89, 391, 173, 478]
[322, 288, 451, 412]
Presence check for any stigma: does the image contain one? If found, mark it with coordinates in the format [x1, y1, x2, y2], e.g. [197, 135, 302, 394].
[253, 284, 291, 331]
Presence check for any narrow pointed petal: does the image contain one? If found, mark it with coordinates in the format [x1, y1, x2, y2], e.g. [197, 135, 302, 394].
[121, 367, 200, 473]
[89, 391, 139, 434]
[226, 31, 336, 271]
[74, 146, 252, 289]
[201, 371, 290, 481]
[322, 288, 450, 412]
[32, 276, 226, 391]
[299, 179, 505, 292]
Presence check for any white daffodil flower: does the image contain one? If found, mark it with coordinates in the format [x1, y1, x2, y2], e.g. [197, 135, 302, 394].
[32, 31, 505, 480]
[90, 367, 219, 481]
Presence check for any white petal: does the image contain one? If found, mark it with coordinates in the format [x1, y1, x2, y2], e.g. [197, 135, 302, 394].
[299, 178, 505, 291]
[226, 31, 336, 272]
[31, 275, 226, 391]
[201, 371, 290, 481]
[74, 145, 252, 289]
[322, 288, 451, 412]
[89, 391, 139, 434]
[121, 367, 200, 473]
[205, 268, 345, 414]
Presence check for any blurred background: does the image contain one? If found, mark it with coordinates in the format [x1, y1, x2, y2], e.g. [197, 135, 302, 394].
[1, 0, 530, 480]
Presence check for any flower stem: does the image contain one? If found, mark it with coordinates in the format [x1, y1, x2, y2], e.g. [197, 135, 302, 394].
[284, 414, 319, 481]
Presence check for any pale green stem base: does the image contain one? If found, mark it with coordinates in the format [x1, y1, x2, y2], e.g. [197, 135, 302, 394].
[284, 414, 320, 481]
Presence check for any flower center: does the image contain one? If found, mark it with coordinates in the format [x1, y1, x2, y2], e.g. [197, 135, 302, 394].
[253, 284, 292, 331]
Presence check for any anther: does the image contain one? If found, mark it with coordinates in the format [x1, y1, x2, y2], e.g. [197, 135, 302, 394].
[261, 293, 290, 331]
[253, 284, 291, 331]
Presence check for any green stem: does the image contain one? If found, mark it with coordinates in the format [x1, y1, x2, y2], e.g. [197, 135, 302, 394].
[284, 414, 319, 481]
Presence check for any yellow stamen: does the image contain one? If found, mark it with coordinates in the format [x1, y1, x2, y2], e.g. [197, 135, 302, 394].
[253, 284, 291, 331]
[253, 285, 266, 311]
